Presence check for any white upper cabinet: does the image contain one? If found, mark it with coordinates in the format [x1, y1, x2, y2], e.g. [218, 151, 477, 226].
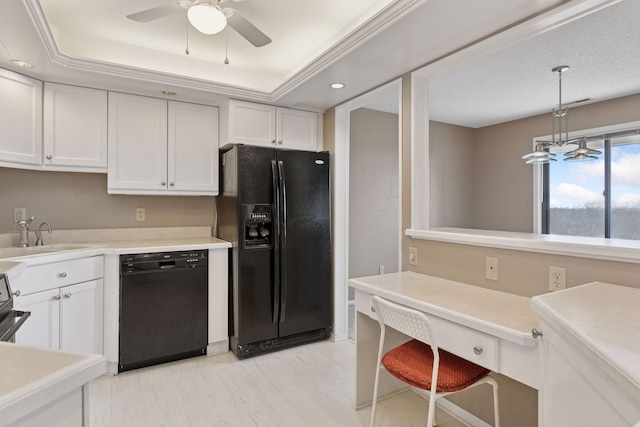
[168, 101, 219, 193]
[43, 83, 107, 172]
[227, 99, 322, 151]
[0, 68, 42, 167]
[108, 92, 219, 195]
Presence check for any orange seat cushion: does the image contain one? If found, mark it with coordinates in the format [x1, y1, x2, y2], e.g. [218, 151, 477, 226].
[382, 339, 490, 392]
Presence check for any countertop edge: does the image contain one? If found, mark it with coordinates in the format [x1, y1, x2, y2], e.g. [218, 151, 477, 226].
[0, 347, 106, 425]
[531, 286, 640, 405]
[349, 274, 537, 347]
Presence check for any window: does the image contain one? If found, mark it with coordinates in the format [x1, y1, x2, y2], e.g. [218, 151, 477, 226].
[543, 130, 640, 240]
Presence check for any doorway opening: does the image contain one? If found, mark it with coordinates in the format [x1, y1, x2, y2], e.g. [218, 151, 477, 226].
[333, 79, 402, 341]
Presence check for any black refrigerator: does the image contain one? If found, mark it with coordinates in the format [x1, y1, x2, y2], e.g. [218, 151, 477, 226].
[218, 144, 331, 358]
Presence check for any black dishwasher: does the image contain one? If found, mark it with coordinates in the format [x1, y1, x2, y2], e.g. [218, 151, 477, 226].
[119, 251, 208, 372]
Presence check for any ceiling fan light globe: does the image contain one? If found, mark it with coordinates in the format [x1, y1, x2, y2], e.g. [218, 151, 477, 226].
[188, 4, 227, 35]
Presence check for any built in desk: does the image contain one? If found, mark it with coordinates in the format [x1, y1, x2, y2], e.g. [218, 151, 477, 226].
[349, 271, 539, 409]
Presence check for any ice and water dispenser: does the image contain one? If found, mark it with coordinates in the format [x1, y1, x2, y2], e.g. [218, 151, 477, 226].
[243, 204, 272, 248]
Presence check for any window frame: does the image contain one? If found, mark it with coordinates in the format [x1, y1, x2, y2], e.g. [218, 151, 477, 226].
[534, 120, 640, 237]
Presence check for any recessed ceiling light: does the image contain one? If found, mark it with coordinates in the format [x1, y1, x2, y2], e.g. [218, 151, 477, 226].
[330, 83, 345, 89]
[9, 59, 33, 68]
[162, 91, 177, 96]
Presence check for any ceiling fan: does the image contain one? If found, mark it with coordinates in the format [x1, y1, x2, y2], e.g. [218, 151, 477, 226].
[127, 0, 271, 47]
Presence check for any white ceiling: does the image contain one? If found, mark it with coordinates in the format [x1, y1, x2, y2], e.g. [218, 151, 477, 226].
[428, 0, 640, 128]
[0, 0, 573, 112]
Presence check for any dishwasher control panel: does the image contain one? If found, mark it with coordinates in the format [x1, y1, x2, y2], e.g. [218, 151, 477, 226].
[121, 251, 208, 274]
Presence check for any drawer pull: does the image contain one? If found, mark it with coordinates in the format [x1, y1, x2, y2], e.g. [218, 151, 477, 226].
[64, 293, 72, 299]
[58, 272, 67, 278]
[12, 290, 20, 297]
[473, 346, 483, 355]
[53, 295, 61, 301]
[532, 328, 543, 339]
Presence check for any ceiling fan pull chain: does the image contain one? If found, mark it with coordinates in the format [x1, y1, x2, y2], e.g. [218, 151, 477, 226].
[185, 13, 190, 55]
[224, 26, 230, 65]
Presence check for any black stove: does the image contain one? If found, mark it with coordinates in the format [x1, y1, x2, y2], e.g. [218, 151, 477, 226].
[0, 273, 30, 342]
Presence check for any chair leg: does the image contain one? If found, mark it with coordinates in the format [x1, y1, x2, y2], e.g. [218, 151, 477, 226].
[370, 328, 386, 427]
[426, 392, 437, 427]
[492, 380, 500, 427]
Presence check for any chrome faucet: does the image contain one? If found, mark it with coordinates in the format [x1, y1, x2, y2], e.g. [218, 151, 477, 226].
[16, 216, 35, 248]
[35, 222, 53, 246]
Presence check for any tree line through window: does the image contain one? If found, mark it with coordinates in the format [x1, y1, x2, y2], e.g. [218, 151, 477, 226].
[543, 130, 640, 240]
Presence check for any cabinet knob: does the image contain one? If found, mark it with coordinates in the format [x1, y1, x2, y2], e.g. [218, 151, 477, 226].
[532, 328, 543, 339]
[53, 295, 61, 301]
[278, 140, 283, 145]
[58, 272, 67, 278]
[161, 181, 167, 186]
[271, 139, 276, 144]
[12, 290, 20, 297]
[46, 154, 52, 160]
[370, 306, 375, 313]
[473, 346, 483, 355]
[64, 293, 72, 299]
[170, 182, 175, 186]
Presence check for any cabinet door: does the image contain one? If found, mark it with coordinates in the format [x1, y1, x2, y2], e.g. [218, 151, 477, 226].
[13, 288, 60, 349]
[228, 100, 276, 147]
[0, 68, 42, 167]
[43, 83, 107, 171]
[276, 107, 319, 152]
[60, 279, 101, 354]
[108, 93, 168, 193]
[168, 101, 219, 194]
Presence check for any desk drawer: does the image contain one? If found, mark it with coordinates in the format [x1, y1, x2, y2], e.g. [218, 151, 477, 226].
[428, 315, 497, 371]
[354, 289, 497, 371]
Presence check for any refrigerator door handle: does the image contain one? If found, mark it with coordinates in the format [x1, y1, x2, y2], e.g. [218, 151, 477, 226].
[271, 160, 281, 324]
[278, 160, 288, 323]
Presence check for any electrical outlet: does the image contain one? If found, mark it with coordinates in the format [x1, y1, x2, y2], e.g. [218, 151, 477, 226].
[409, 247, 418, 266]
[549, 266, 566, 291]
[136, 208, 146, 222]
[14, 208, 26, 223]
[485, 257, 499, 281]
[379, 265, 385, 275]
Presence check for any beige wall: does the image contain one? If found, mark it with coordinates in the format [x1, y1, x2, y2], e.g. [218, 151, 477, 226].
[429, 121, 475, 228]
[349, 108, 400, 286]
[429, 92, 640, 232]
[0, 168, 216, 233]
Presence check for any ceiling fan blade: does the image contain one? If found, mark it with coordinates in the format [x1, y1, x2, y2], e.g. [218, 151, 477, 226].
[225, 8, 271, 47]
[127, 3, 186, 23]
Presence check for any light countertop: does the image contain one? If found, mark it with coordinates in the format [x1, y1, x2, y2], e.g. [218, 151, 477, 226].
[349, 271, 539, 346]
[0, 237, 231, 265]
[0, 342, 106, 425]
[532, 282, 640, 399]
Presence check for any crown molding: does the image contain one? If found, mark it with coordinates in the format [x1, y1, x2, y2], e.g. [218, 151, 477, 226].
[22, 0, 425, 103]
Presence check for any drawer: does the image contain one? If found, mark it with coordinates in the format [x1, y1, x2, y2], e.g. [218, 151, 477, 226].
[428, 315, 498, 371]
[12, 256, 104, 295]
[354, 289, 497, 370]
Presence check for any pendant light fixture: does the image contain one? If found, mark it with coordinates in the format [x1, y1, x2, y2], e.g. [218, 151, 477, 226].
[523, 66, 601, 164]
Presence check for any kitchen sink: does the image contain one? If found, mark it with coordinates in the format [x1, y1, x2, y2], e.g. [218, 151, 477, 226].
[0, 244, 99, 260]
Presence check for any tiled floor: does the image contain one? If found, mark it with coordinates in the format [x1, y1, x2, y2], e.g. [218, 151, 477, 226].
[90, 339, 467, 426]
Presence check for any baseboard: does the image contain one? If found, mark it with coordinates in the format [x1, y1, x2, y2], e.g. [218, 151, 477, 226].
[413, 389, 492, 427]
[207, 339, 229, 356]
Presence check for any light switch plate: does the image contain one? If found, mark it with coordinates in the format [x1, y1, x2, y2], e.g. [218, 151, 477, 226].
[136, 208, 146, 222]
[485, 257, 499, 281]
[409, 247, 418, 266]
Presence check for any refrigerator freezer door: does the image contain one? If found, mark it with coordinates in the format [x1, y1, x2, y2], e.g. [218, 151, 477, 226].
[276, 150, 331, 337]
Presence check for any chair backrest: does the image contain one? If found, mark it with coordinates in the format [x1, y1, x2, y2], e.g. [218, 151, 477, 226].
[371, 295, 437, 348]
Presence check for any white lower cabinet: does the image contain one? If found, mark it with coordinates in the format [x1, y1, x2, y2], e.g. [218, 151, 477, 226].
[13, 257, 104, 354]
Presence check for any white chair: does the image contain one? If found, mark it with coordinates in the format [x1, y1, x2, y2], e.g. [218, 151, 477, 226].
[370, 295, 499, 427]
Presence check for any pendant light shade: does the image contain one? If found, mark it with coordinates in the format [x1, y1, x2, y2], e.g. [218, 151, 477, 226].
[188, 4, 227, 35]
[524, 66, 600, 164]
